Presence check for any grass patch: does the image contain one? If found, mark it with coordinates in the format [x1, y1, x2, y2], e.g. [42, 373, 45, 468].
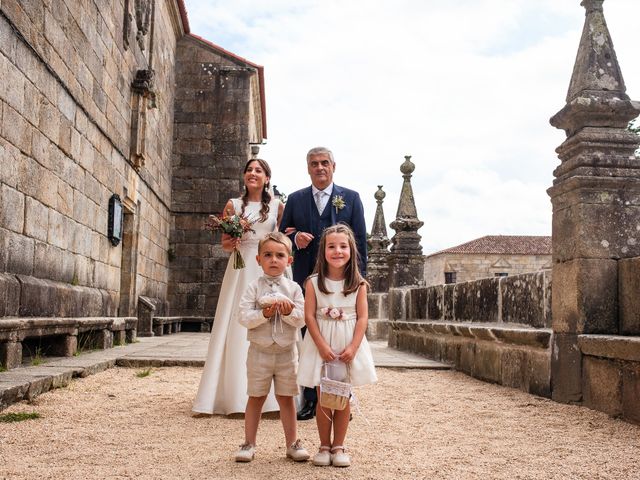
[136, 368, 153, 378]
[31, 347, 44, 366]
[0, 365, 7, 373]
[0, 412, 41, 423]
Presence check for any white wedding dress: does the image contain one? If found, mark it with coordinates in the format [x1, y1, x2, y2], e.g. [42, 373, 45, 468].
[192, 198, 280, 415]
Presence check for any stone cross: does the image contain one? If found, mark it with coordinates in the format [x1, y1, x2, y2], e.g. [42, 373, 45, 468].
[548, 0, 640, 403]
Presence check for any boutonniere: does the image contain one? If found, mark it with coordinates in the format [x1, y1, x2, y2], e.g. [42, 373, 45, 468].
[332, 195, 346, 214]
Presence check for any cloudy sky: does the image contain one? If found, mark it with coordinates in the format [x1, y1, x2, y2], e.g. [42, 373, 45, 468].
[182, 0, 640, 254]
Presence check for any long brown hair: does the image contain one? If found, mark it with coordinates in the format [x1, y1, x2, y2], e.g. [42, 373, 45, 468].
[313, 223, 368, 296]
[240, 158, 271, 222]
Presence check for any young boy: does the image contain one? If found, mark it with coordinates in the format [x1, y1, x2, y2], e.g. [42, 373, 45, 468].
[235, 232, 310, 463]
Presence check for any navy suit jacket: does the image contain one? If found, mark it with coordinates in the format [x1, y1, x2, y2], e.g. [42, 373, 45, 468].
[280, 184, 368, 289]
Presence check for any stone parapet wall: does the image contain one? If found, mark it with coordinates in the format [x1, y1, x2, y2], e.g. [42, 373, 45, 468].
[389, 270, 551, 328]
[390, 320, 551, 397]
[578, 335, 640, 424]
[367, 292, 388, 340]
[387, 271, 553, 396]
[619, 257, 640, 335]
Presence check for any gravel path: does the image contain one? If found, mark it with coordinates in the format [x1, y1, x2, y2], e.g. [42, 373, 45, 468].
[1, 367, 639, 479]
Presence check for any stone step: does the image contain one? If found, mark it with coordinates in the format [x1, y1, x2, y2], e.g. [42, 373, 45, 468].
[0, 333, 445, 411]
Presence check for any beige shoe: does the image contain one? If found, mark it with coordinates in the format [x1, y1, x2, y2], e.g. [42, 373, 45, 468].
[330, 446, 351, 467]
[234, 443, 255, 462]
[191, 412, 212, 418]
[312, 446, 332, 466]
[286, 439, 310, 462]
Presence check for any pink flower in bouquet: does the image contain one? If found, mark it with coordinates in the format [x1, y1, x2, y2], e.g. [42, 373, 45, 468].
[205, 212, 256, 269]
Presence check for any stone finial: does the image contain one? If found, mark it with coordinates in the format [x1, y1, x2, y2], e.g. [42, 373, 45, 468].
[388, 155, 425, 288]
[390, 156, 424, 252]
[367, 186, 391, 292]
[369, 186, 390, 251]
[551, 0, 639, 136]
[250, 145, 260, 158]
[580, 0, 603, 13]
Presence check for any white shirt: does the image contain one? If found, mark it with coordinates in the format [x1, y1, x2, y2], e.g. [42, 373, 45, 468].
[295, 183, 334, 249]
[238, 274, 305, 347]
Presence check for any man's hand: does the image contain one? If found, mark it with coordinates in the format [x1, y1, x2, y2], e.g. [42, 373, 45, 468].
[295, 232, 314, 249]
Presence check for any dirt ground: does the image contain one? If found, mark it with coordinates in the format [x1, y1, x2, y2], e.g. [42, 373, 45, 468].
[1, 366, 639, 480]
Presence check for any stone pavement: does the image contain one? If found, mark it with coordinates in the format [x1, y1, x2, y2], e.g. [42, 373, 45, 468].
[0, 333, 448, 410]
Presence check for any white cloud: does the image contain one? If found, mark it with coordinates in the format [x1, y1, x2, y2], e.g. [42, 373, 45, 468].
[183, 0, 640, 253]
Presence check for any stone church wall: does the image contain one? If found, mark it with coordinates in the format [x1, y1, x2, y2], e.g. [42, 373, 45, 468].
[169, 35, 257, 317]
[0, 1, 182, 317]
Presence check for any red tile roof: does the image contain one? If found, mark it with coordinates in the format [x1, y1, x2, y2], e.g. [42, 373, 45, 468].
[176, 0, 190, 33]
[428, 235, 552, 257]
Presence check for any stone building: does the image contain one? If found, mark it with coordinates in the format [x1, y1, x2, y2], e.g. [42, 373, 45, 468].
[423, 235, 552, 286]
[0, 1, 264, 340]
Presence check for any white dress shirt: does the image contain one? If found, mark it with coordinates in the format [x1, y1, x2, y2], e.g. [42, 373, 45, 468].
[294, 183, 334, 249]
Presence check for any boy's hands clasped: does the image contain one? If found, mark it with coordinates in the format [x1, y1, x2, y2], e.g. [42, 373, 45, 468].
[262, 299, 294, 318]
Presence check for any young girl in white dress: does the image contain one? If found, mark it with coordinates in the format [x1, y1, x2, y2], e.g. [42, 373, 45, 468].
[192, 158, 283, 416]
[297, 224, 377, 468]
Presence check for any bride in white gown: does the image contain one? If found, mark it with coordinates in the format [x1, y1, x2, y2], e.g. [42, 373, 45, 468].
[193, 158, 283, 415]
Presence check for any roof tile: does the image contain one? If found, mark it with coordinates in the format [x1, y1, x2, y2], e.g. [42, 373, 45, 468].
[428, 235, 552, 257]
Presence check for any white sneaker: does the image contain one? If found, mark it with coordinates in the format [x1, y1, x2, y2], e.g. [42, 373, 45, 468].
[234, 443, 255, 462]
[312, 446, 331, 466]
[286, 439, 310, 462]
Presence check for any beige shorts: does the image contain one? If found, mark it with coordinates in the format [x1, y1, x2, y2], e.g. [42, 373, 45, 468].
[246, 343, 299, 397]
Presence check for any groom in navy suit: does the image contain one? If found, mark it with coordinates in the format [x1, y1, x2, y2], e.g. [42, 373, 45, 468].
[279, 146, 367, 420]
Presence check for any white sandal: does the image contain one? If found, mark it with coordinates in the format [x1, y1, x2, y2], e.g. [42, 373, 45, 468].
[330, 446, 351, 467]
[312, 445, 331, 466]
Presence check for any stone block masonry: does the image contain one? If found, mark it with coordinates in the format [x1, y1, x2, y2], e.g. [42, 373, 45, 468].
[0, 1, 188, 317]
[169, 35, 262, 317]
[388, 271, 553, 397]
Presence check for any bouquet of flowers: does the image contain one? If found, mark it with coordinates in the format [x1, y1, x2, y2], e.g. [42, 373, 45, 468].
[206, 212, 256, 269]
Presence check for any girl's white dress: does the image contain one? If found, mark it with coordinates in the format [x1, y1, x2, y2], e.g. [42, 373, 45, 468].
[297, 276, 377, 388]
[192, 198, 280, 415]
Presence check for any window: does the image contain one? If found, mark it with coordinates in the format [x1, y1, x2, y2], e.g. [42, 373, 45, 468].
[444, 272, 457, 284]
[495, 272, 508, 277]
